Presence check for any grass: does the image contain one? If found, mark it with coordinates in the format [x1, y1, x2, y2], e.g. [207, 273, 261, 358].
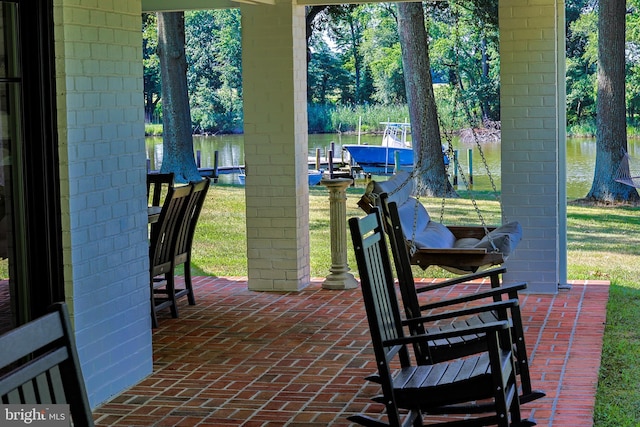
[190, 182, 640, 426]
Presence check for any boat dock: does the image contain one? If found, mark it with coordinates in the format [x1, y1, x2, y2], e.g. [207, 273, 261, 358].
[148, 148, 355, 183]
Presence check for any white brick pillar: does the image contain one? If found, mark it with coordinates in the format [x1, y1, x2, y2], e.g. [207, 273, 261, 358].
[54, 0, 152, 406]
[499, 0, 567, 293]
[241, 1, 311, 291]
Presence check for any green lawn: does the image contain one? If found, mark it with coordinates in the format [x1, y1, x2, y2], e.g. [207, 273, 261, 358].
[191, 183, 640, 426]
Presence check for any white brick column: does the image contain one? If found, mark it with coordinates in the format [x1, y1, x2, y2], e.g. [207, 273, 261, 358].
[241, 1, 311, 291]
[54, 0, 152, 406]
[499, 0, 566, 293]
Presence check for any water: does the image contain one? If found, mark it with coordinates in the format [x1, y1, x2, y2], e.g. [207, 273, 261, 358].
[146, 134, 640, 199]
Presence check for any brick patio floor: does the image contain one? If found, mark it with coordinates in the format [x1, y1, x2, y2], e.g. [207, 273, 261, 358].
[93, 276, 609, 426]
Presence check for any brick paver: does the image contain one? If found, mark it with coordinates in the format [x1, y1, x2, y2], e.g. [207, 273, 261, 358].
[93, 277, 608, 426]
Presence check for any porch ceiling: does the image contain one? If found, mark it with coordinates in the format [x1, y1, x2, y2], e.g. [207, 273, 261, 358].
[142, 0, 274, 11]
[142, 0, 410, 12]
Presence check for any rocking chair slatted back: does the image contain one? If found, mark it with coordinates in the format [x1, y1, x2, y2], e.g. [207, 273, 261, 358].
[0, 303, 94, 426]
[351, 210, 412, 365]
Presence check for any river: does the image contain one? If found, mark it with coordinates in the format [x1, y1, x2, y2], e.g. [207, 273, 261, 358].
[146, 134, 640, 200]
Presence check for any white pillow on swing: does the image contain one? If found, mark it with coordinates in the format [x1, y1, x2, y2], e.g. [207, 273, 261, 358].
[368, 171, 414, 207]
[454, 221, 523, 256]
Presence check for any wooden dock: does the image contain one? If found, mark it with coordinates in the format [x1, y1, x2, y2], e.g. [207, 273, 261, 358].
[149, 148, 355, 182]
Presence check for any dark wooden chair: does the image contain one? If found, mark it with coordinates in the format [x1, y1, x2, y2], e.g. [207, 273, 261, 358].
[0, 302, 95, 426]
[149, 183, 192, 327]
[173, 177, 210, 305]
[381, 198, 545, 405]
[348, 209, 533, 427]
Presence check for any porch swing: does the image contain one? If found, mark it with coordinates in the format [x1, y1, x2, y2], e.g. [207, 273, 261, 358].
[359, 156, 522, 273]
[358, 7, 522, 273]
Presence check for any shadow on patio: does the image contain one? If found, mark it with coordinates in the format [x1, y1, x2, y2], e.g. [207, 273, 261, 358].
[93, 276, 608, 427]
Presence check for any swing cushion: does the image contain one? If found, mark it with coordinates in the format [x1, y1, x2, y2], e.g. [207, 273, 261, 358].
[365, 171, 522, 257]
[367, 171, 415, 208]
[397, 198, 455, 248]
[453, 221, 523, 255]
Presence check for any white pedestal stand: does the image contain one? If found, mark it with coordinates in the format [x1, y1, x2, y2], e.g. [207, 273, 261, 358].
[320, 177, 359, 290]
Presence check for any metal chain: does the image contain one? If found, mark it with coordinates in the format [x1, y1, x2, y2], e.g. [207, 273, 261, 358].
[368, 0, 502, 253]
[464, 119, 507, 225]
[436, 0, 496, 250]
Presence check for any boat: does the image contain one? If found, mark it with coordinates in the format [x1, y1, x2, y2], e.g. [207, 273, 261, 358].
[342, 122, 413, 175]
[342, 121, 448, 175]
[307, 169, 323, 185]
[238, 169, 324, 186]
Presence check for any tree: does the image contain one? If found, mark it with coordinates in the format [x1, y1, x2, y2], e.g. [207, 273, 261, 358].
[586, 0, 640, 203]
[307, 34, 351, 104]
[450, 1, 500, 122]
[360, 5, 406, 104]
[306, 5, 375, 105]
[626, 0, 640, 122]
[143, 13, 161, 123]
[157, 12, 200, 182]
[566, 5, 597, 124]
[396, 2, 454, 197]
[186, 10, 243, 133]
[305, 6, 329, 63]
[325, 5, 370, 103]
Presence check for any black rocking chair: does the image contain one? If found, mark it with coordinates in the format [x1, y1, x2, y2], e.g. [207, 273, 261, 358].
[348, 208, 534, 427]
[380, 197, 545, 405]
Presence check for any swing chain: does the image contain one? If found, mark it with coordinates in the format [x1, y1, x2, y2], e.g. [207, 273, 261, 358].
[466, 124, 507, 224]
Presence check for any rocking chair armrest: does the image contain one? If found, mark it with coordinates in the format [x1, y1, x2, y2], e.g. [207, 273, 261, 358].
[402, 299, 520, 326]
[384, 320, 510, 347]
[418, 282, 527, 311]
[414, 266, 507, 294]
[357, 194, 376, 214]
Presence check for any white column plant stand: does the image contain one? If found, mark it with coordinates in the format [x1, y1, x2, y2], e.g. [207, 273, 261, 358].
[320, 177, 359, 290]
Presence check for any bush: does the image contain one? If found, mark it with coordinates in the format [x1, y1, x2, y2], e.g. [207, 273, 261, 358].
[145, 123, 163, 136]
[567, 119, 596, 138]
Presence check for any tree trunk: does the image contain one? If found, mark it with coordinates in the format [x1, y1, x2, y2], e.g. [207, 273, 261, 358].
[586, 0, 640, 203]
[157, 12, 201, 182]
[397, 2, 454, 197]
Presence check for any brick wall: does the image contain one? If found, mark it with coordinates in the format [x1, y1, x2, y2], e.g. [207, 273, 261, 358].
[54, 0, 152, 407]
[499, 0, 566, 293]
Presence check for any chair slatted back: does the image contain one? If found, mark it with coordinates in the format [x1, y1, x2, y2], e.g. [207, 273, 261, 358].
[0, 303, 94, 426]
[380, 198, 424, 319]
[150, 184, 192, 277]
[348, 208, 411, 370]
[174, 178, 209, 265]
[147, 173, 174, 208]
